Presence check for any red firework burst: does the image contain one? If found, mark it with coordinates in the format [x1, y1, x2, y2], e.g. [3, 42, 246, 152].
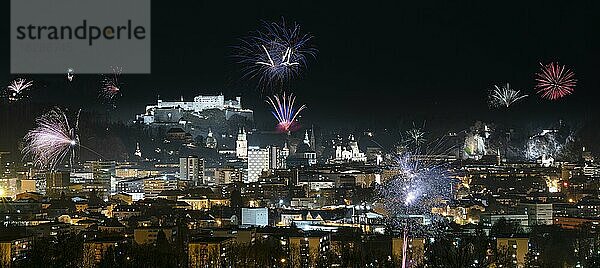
[535, 62, 576, 100]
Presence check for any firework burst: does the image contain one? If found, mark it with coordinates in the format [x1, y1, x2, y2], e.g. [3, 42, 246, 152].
[488, 83, 528, 108]
[377, 152, 453, 267]
[405, 128, 426, 146]
[379, 153, 452, 218]
[22, 108, 80, 170]
[4, 78, 33, 102]
[235, 18, 317, 89]
[376, 134, 459, 267]
[266, 92, 306, 133]
[100, 67, 122, 102]
[378, 133, 460, 229]
[535, 62, 576, 100]
[67, 68, 75, 82]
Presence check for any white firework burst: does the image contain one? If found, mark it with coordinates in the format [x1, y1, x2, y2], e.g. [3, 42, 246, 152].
[22, 108, 80, 170]
[5, 78, 33, 102]
[488, 83, 528, 108]
[67, 68, 75, 82]
[405, 128, 426, 146]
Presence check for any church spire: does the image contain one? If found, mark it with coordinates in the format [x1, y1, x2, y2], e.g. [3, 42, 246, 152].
[134, 142, 142, 158]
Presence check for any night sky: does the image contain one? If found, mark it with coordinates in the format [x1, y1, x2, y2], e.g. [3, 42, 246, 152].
[1, 0, 600, 131]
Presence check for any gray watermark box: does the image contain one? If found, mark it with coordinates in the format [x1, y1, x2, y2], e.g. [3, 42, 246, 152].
[10, 0, 151, 74]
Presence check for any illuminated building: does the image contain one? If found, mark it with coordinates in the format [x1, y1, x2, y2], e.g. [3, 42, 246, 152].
[521, 202, 553, 225]
[288, 233, 330, 267]
[180, 155, 204, 186]
[82, 237, 128, 268]
[481, 214, 529, 229]
[0, 235, 31, 266]
[205, 128, 217, 149]
[134, 227, 176, 245]
[143, 176, 178, 199]
[331, 134, 367, 163]
[236, 128, 248, 159]
[214, 167, 243, 185]
[247, 147, 269, 183]
[188, 237, 234, 268]
[287, 131, 317, 167]
[178, 196, 231, 210]
[84, 161, 115, 199]
[44, 171, 70, 197]
[116, 177, 146, 201]
[269, 143, 289, 169]
[392, 237, 425, 265]
[496, 237, 529, 268]
[241, 207, 268, 227]
[138, 95, 253, 124]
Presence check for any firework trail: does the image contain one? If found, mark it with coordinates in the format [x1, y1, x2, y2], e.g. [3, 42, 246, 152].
[402, 228, 408, 268]
[4, 78, 33, 102]
[100, 66, 122, 102]
[22, 108, 80, 170]
[488, 83, 528, 108]
[266, 92, 306, 133]
[535, 62, 576, 100]
[235, 18, 317, 89]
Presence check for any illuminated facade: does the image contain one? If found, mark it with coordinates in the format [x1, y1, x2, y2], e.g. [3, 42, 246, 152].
[138, 95, 253, 124]
[247, 147, 269, 183]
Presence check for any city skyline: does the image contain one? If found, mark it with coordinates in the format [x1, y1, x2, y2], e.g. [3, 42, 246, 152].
[2, 1, 600, 267]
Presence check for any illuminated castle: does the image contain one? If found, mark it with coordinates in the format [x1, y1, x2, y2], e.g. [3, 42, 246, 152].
[137, 94, 253, 124]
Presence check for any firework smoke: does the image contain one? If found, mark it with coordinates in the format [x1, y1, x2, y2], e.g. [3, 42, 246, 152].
[535, 62, 576, 100]
[22, 108, 80, 170]
[526, 130, 563, 161]
[235, 18, 317, 89]
[488, 83, 528, 108]
[4, 78, 33, 102]
[266, 92, 306, 133]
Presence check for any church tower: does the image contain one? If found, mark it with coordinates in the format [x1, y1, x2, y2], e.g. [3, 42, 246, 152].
[205, 128, 217, 149]
[236, 127, 248, 159]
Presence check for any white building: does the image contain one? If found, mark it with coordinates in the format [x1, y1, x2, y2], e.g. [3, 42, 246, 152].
[522, 203, 553, 226]
[247, 147, 270, 183]
[236, 128, 248, 159]
[70, 172, 94, 184]
[269, 144, 289, 170]
[116, 177, 147, 201]
[331, 135, 367, 163]
[180, 156, 204, 186]
[241, 207, 269, 227]
[481, 214, 529, 228]
[308, 181, 335, 191]
[156, 95, 241, 112]
[138, 94, 252, 124]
